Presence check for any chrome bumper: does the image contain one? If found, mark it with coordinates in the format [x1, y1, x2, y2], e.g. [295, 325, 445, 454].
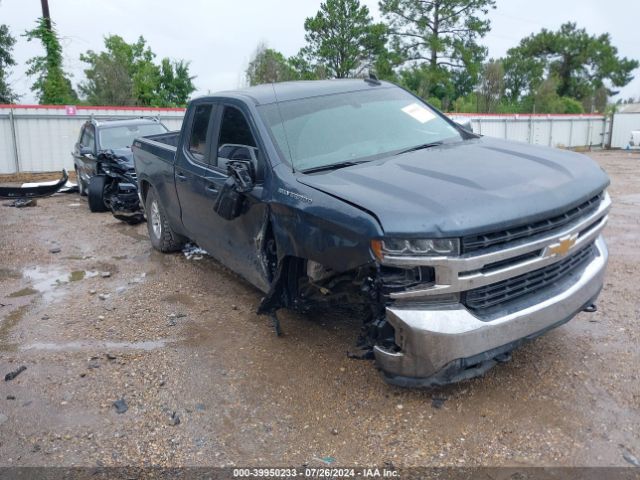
[374, 235, 608, 382]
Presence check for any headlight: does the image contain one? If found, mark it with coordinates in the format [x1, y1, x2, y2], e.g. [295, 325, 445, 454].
[371, 238, 459, 260]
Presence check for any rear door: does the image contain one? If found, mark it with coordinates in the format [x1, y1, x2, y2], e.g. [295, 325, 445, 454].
[174, 101, 219, 242]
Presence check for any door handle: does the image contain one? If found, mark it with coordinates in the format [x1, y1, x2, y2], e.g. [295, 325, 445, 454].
[176, 171, 187, 181]
[206, 185, 219, 194]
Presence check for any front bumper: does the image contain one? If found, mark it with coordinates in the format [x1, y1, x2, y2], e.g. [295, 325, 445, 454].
[374, 235, 608, 386]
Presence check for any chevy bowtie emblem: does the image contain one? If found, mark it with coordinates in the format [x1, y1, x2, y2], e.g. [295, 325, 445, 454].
[548, 234, 578, 257]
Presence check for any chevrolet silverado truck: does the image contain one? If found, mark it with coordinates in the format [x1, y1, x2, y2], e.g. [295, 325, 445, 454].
[132, 79, 610, 387]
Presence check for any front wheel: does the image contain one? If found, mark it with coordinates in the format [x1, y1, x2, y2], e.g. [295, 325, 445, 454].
[88, 175, 109, 212]
[145, 188, 184, 252]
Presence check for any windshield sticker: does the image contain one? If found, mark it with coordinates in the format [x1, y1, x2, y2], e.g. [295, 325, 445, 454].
[402, 103, 436, 123]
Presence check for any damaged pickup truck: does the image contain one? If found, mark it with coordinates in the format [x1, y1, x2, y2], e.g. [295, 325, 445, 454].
[73, 117, 168, 223]
[133, 79, 610, 387]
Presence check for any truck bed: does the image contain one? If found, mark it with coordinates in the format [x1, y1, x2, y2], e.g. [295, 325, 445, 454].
[145, 131, 180, 148]
[133, 131, 179, 165]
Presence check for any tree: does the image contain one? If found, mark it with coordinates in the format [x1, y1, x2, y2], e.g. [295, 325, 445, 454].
[157, 59, 196, 107]
[245, 43, 300, 85]
[502, 48, 545, 103]
[80, 35, 195, 107]
[298, 0, 388, 78]
[380, 0, 495, 106]
[380, 0, 495, 68]
[79, 35, 138, 105]
[521, 76, 585, 114]
[399, 64, 455, 104]
[0, 24, 19, 103]
[504, 22, 638, 107]
[24, 18, 77, 104]
[477, 59, 504, 112]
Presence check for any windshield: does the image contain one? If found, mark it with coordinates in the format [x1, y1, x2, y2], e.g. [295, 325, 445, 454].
[99, 123, 167, 150]
[258, 87, 462, 172]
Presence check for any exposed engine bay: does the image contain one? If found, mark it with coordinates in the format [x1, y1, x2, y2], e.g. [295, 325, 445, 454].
[89, 150, 144, 224]
[258, 256, 398, 359]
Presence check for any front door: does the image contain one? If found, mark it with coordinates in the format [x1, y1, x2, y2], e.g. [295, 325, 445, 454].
[74, 124, 97, 184]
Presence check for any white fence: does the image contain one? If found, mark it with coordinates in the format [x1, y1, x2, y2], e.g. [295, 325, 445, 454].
[609, 112, 640, 149]
[0, 105, 611, 174]
[0, 105, 185, 174]
[451, 113, 609, 149]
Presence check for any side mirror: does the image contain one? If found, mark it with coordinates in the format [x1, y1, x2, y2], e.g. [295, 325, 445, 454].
[213, 161, 254, 221]
[455, 118, 473, 133]
[80, 146, 94, 156]
[227, 161, 254, 193]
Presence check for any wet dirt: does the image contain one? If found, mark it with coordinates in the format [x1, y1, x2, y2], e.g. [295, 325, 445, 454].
[0, 151, 638, 468]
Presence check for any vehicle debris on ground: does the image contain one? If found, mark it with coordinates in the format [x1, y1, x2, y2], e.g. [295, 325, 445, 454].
[0, 169, 69, 201]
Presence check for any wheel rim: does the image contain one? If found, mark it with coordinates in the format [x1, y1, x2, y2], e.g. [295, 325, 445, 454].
[150, 200, 162, 238]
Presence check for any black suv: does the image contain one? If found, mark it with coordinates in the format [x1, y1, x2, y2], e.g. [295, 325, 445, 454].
[73, 117, 168, 196]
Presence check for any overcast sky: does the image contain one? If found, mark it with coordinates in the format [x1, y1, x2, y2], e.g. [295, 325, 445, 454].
[1, 0, 639, 104]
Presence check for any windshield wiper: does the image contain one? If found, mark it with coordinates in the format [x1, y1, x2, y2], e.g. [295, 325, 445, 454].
[301, 161, 365, 174]
[395, 141, 444, 156]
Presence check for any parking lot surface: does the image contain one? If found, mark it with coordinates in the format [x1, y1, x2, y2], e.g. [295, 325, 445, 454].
[0, 151, 638, 467]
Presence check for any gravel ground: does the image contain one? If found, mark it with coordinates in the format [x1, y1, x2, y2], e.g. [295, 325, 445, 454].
[0, 150, 638, 468]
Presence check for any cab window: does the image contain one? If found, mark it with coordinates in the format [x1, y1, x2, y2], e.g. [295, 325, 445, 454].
[187, 104, 214, 163]
[81, 125, 96, 152]
[217, 106, 259, 178]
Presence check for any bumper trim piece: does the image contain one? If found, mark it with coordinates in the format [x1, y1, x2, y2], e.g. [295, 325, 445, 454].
[374, 235, 608, 383]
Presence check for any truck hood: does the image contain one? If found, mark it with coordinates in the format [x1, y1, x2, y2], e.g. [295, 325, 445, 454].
[99, 148, 134, 169]
[296, 137, 609, 237]
[110, 148, 134, 168]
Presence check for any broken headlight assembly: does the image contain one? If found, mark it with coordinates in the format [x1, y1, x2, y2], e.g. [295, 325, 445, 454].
[371, 238, 459, 261]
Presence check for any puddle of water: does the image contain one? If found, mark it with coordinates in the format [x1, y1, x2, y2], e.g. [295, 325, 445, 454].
[22, 267, 99, 302]
[22, 339, 168, 352]
[70, 270, 86, 282]
[8, 287, 38, 298]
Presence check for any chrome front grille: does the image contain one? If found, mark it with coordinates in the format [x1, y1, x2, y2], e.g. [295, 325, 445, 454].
[461, 192, 604, 253]
[464, 243, 596, 311]
[384, 192, 610, 301]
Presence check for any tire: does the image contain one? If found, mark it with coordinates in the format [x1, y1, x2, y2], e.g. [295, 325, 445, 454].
[88, 175, 109, 212]
[145, 187, 184, 252]
[75, 168, 87, 196]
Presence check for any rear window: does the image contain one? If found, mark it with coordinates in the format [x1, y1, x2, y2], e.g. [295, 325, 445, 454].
[187, 104, 214, 163]
[99, 123, 167, 150]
